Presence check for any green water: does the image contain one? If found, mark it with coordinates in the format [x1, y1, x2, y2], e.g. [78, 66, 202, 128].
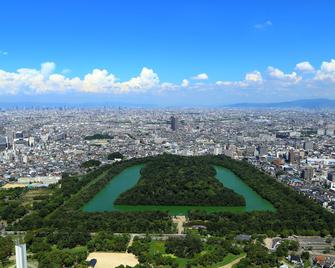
[83, 164, 275, 215]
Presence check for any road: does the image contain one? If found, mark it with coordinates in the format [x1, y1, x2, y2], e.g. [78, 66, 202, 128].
[220, 255, 245, 268]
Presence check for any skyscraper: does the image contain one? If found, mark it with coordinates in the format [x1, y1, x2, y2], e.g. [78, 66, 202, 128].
[170, 116, 178, 131]
[15, 243, 27, 268]
[0, 135, 8, 150]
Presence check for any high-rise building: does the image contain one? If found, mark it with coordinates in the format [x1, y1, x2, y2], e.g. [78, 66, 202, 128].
[0, 135, 8, 150]
[302, 166, 314, 180]
[15, 243, 27, 268]
[170, 116, 178, 131]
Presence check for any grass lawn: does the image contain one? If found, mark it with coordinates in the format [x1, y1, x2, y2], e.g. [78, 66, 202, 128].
[149, 240, 166, 255]
[175, 257, 190, 267]
[211, 253, 246, 268]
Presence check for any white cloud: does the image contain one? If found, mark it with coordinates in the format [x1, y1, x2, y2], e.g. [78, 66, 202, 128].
[61, 68, 71, 74]
[192, 73, 208, 80]
[267, 67, 285, 79]
[254, 20, 272, 30]
[0, 63, 163, 95]
[321, 59, 335, 72]
[245, 71, 262, 82]
[181, 79, 189, 87]
[2, 59, 335, 99]
[119, 67, 159, 92]
[216, 80, 248, 88]
[215, 71, 261, 89]
[0, 50, 8, 56]
[295, 61, 315, 72]
[40, 62, 56, 77]
[315, 59, 335, 81]
[267, 66, 301, 83]
[82, 69, 117, 92]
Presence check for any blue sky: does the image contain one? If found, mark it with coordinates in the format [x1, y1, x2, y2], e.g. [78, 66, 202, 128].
[1, 0, 335, 106]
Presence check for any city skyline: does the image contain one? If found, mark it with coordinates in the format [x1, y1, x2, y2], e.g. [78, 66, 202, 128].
[1, 1, 335, 105]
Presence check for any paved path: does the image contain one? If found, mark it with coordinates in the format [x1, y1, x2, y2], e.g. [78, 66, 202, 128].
[172, 215, 187, 234]
[126, 234, 135, 252]
[220, 255, 245, 268]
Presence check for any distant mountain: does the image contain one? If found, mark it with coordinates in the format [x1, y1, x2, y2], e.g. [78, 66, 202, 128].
[228, 98, 335, 109]
[0, 101, 158, 109]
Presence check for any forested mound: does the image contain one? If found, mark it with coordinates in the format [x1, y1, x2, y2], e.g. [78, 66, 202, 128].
[115, 155, 245, 206]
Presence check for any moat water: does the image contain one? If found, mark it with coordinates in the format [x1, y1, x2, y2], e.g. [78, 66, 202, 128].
[83, 164, 275, 215]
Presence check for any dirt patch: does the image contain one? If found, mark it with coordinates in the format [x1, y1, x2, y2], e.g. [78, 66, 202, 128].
[86, 252, 139, 268]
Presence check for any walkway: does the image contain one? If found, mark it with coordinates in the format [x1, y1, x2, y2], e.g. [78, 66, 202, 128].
[172, 215, 187, 234]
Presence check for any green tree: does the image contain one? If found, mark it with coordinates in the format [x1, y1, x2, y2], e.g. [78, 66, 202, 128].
[0, 237, 14, 265]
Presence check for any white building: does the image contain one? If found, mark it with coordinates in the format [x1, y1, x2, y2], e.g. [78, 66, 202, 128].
[15, 243, 27, 268]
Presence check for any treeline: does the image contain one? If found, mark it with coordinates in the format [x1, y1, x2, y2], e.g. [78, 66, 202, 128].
[107, 152, 124, 160]
[87, 232, 129, 252]
[84, 133, 113, 140]
[0, 236, 13, 266]
[188, 155, 335, 236]
[115, 154, 245, 206]
[80, 159, 101, 168]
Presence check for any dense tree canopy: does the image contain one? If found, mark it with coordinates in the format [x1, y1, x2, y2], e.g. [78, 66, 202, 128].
[84, 133, 113, 140]
[0, 236, 13, 265]
[36, 247, 88, 268]
[0, 188, 28, 223]
[165, 234, 203, 258]
[80, 159, 101, 168]
[107, 152, 124, 160]
[87, 232, 129, 252]
[115, 154, 245, 206]
[128, 234, 242, 267]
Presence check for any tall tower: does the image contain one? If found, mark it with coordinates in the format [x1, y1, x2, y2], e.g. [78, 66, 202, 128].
[15, 243, 27, 268]
[170, 116, 178, 131]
